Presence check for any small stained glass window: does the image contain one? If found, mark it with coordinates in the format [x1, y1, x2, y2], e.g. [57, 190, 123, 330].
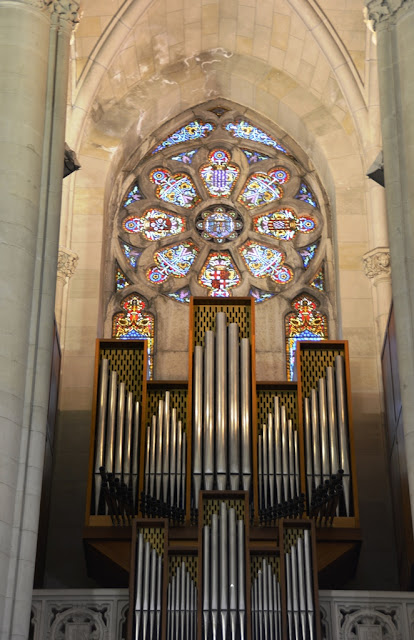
[147, 241, 200, 284]
[239, 240, 293, 284]
[285, 294, 328, 380]
[198, 250, 241, 297]
[249, 287, 276, 303]
[150, 168, 200, 208]
[171, 149, 199, 164]
[253, 209, 316, 241]
[166, 287, 192, 304]
[298, 242, 318, 269]
[195, 206, 243, 244]
[119, 240, 142, 268]
[295, 182, 317, 208]
[122, 208, 186, 241]
[310, 267, 324, 291]
[242, 149, 270, 164]
[151, 120, 215, 154]
[112, 293, 155, 378]
[115, 263, 130, 290]
[123, 181, 145, 207]
[238, 168, 289, 209]
[224, 120, 289, 154]
[199, 149, 239, 197]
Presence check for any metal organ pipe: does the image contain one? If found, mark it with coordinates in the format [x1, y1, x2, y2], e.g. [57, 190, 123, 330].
[240, 338, 252, 492]
[335, 355, 351, 516]
[114, 382, 126, 477]
[228, 323, 240, 490]
[216, 312, 227, 490]
[94, 359, 109, 514]
[105, 370, 118, 474]
[204, 331, 215, 491]
[193, 345, 203, 507]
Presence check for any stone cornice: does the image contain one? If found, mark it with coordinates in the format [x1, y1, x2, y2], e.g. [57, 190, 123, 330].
[365, 0, 414, 31]
[363, 247, 391, 281]
[57, 247, 79, 280]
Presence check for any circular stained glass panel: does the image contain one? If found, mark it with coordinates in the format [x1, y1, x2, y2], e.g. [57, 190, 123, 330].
[195, 205, 243, 243]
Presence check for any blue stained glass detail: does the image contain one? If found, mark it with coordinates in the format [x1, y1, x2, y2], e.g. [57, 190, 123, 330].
[123, 182, 145, 207]
[242, 149, 270, 164]
[310, 267, 324, 291]
[249, 287, 276, 304]
[295, 182, 317, 208]
[147, 241, 199, 284]
[171, 149, 199, 164]
[150, 168, 200, 208]
[167, 287, 192, 304]
[288, 330, 324, 381]
[151, 120, 215, 154]
[240, 241, 293, 284]
[238, 170, 287, 209]
[225, 120, 289, 154]
[120, 241, 142, 268]
[298, 243, 318, 269]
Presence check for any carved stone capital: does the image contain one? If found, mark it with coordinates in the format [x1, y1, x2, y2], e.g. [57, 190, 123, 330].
[57, 247, 79, 281]
[49, 0, 80, 26]
[364, 0, 414, 31]
[363, 247, 391, 281]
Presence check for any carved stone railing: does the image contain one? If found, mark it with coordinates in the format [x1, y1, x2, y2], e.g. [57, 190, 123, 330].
[31, 589, 414, 639]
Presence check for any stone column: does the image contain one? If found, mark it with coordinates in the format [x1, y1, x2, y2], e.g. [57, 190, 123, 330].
[0, 2, 79, 639]
[365, 0, 414, 532]
[56, 246, 79, 335]
[363, 247, 392, 342]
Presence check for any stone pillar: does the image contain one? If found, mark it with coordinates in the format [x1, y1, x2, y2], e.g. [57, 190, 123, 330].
[56, 246, 79, 335]
[365, 0, 414, 533]
[363, 247, 392, 342]
[0, 2, 79, 639]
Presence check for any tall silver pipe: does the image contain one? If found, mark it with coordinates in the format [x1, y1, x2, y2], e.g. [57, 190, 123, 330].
[203, 525, 210, 640]
[105, 370, 118, 474]
[211, 514, 219, 640]
[114, 382, 126, 476]
[144, 426, 151, 496]
[163, 392, 171, 501]
[181, 431, 186, 509]
[132, 401, 140, 507]
[175, 562, 181, 640]
[297, 536, 307, 640]
[185, 567, 191, 640]
[318, 378, 330, 480]
[291, 544, 300, 640]
[155, 399, 164, 500]
[167, 581, 172, 640]
[176, 421, 182, 510]
[94, 359, 109, 514]
[257, 569, 263, 640]
[228, 323, 240, 490]
[326, 367, 339, 474]
[149, 415, 157, 497]
[156, 554, 162, 640]
[311, 389, 322, 487]
[262, 560, 269, 640]
[258, 434, 263, 511]
[123, 391, 133, 486]
[216, 313, 227, 490]
[142, 541, 151, 640]
[220, 502, 228, 636]
[240, 338, 251, 492]
[294, 430, 300, 497]
[149, 548, 157, 640]
[304, 529, 315, 640]
[285, 550, 293, 640]
[288, 419, 295, 499]
[169, 408, 177, 506]
[170, 575, 176, 640]
[266, 563, 274, 640]
[304, 397, 313, 502]
[238, 518, 246, 640]
[335, 355, 351, 516]
[228, 508, 237, 612]
[180, 562, 186, 638]
[193, 345, 203, 506]
[262, 423, 269, 509]
[281, 405, 289, 501]
[274, 396, 282, 505]
[204, 331, 214, 490]
[267, 413, 275, 508]
[135, 533, 144, 640]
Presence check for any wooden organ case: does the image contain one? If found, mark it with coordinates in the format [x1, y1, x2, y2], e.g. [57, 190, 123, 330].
[83, 297, 361, 639]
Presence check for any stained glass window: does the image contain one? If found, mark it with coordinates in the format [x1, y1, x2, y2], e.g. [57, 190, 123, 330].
[225, 120, 289, 154]
[120, 240, 142, 268]
[150, 168, 200, 208]
[238, 168, 289, 209]
[242, 149, 270, 164]
[195, 206, 243, 243]
[171, 149, 199, 164]
[115, 264, 130, 290]
[240, 240, 293, 284]
[151, 120, 215, 154]
[147, 241, 199, 284]
[112, 293, 155, 378]
[122, 208, 186, 241]
[253, 209, 316, 241]
[123, 181, 145, 207]
[249, 287, 276, 303]
[198, 251, 241, 297]
[295, 182, 317, 208]
[310, 267, 324, 291]
[166, 287, 192, 304]
[199, 149, 239, 197]
[298, 242, 318, 269]
[285, 294, 328, 380]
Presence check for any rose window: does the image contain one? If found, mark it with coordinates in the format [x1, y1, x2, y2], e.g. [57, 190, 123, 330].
[114, 109, 325, 302]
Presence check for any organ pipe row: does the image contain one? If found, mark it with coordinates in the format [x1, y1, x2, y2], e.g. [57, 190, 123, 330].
[134, 532, 163, 640]
[167, 562, 197, 640]
[303, 355, 351, 516]
[192, 313, 252, 509]
[143, 392, 186, 519]
[202, 502, 246, 640]
[94, 359, 140, 514]
[285, 529, 316, 640]
[258, 398, 300, 515]
[251, 559, 282, 640]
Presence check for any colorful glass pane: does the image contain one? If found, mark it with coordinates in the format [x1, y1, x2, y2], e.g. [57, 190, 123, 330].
[238, 168, 288, 209]
[285, 295, 328, 380]
[209, 107, 229, 117]
[120, 240, 142, 268]
[242, 149, 270, 164]
[122, 208, 186, 241]
[115, 264, 130, 290]
[112, 293, 155, 378]
[199, 149, 240, 197]
[198, 251, 241, 297]
[253, 208, 316, 241]
[150, 168, 200, 208]
[151, 120, 215, 154]
[240, 240, 293, 284]
[166, 287, 192, 304]
[249, 287, 276, 304]
[147, 241, 199, 284]
[298, 242, 318, 269]
[123, 182, 145, 207]
[196, 206, 243, 244]
[225, 120, 289, 154]
[310, 267, 324, 291]
[295, 182, 317, 208]
[171, 149, 199, 164]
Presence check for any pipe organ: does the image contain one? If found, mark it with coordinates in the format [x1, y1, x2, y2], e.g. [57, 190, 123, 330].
[85, 298, 360, 639]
